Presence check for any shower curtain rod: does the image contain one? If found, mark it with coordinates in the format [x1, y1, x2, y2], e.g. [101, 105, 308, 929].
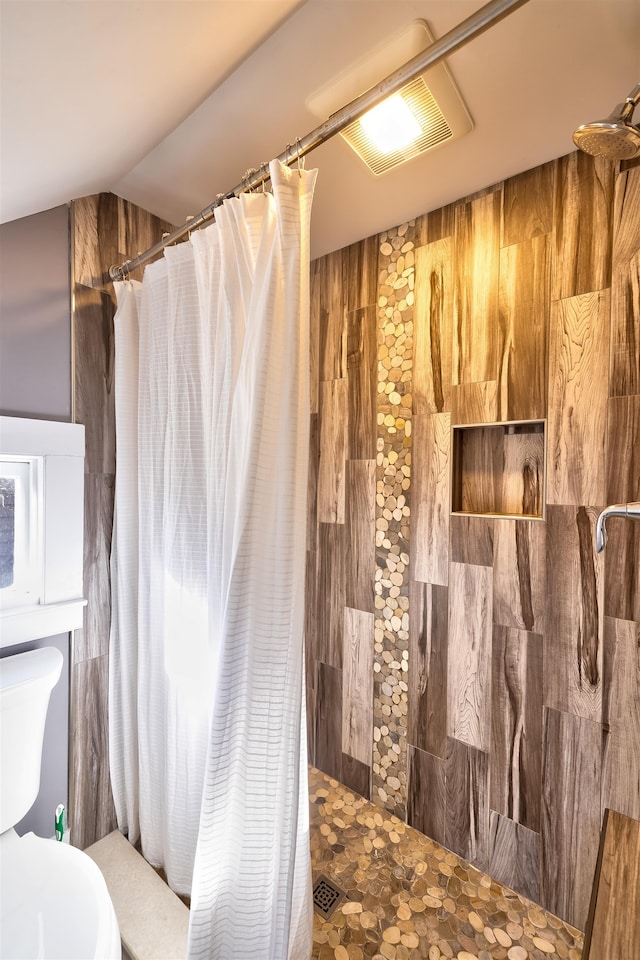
[109, 0, 530, 281]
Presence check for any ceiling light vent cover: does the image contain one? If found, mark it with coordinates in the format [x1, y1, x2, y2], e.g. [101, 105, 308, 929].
[343, 76, 452, 175]
[307, 20, 473, 177]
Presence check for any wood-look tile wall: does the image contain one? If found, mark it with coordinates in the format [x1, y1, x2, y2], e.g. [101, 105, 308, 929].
[70, 194, 173, 850]
[306, 153, 640, 930]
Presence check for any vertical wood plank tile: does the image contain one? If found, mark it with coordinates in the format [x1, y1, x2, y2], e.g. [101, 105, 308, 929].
[341, 753, 371, 800]
[305, 653, 316, 767]
[408, 581, 448, 759]
[451, 380, 498, 425]
[583, 809, 640, 959]
[415, 203, 455, 247]
[602, 617, 640, 820]
[307, 413, 319, 552]
[544, 505, 604, 722]
[318, 378, 347, 523]
[450, 515, 494, 567]
[502, 159, 556, 246]
[491, 625, 543, 831]
[73, 284, 116, 475]
[445, 737, 490, 871]
[411, 412, 450, 586]
[73, 194, 118, 289]
[70, 654, 117, 849]
[315, 661, 343, 782]
[309, 259, 322, 415]
[347, 305, 377, 459]
[609, 165, 640, 397]
[453, 191, 501, 385]
[497, 235, 549, 421]
[407, 745, 446, 847]
[75, 474, 115, 663]
[342, 607, 374, 766]
[447, 562, 493, 751]
[488, 811, 541, 905]
[317, 523, 345, 669]
[414, 238, 453, 414]
[493, 519, 545, 633]
[319, 249, 346, 381]
[345, 459, 376, 613]
[305, 551, 318, 764]
[344, 235, 378, 312]
[553, 152, 615, 300]
[547, 290, 610, 506]
[541, 706, 602, 929]
[604, 394, 640, 622]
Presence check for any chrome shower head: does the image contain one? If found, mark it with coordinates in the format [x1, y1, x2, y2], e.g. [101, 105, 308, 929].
[573, 82, 640, 160]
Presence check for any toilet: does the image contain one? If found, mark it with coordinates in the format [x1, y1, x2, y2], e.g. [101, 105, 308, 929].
[0, 647, 121, 960]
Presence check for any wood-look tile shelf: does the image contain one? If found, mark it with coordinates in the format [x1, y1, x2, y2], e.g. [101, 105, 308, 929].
[451, 419, 546, 520]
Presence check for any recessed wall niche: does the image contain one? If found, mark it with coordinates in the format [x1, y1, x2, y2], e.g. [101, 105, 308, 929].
[451, 419, 546, 519]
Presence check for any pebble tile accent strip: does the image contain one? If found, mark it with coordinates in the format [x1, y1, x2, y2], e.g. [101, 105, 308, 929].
[373, 221, 415, 819]
[310, 767, 583, 960]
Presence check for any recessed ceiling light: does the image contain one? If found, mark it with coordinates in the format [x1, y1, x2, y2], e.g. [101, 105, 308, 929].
[306, 20, 473, 176]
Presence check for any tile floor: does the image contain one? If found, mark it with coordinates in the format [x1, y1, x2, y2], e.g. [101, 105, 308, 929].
[309, 767, 584, 960]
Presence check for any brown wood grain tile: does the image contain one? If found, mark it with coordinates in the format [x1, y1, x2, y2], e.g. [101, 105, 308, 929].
[73, 283, 116, 475]
[488, 810, 541, 904]
[408, 580, 448, 758]
[411, 412, 450, 585]
[602, 617, 640, 821]
[547, 291, 609, 506]
[544, 505, 604, 723]
[583, 808, 640, 960]
[604, 394, 640, 621]
[541, 706, 602, 930]
[415, 203, 455, 247]
[445, 737, 490, 872]
[318, 379, 347, 523]
[315, 661, 343, 782]
[347, 305, 377, 459]
[345, 459, 376, 613]
[74, 473, 115, 663]
[553, 152, 615, 300]
[407, 745, 446, 847]
[305, 551, 318, 747]
[306, 654, 316, 767]
[309, 259, 321, 415]
[451, 380, 498, 425]
[493, 519, 545, 633]
[491, 626, 543, 831]
[502, 159, 555, 247]
[70, 654, 117, 849]
[319, 249, 346, 381]
[497, 235, 549, 421]
[73, 195, 119, 289]
[317, 523, 345, 669]
[414, 238, 453, 414]
[453, 191, 501, 385]
[447, 562, 492, 752]
[307, 413, 319, 552]
[342, 607, 374, 766]
[450, 514, 494, 567]
[343, 235, 378, 312]
[341, 753, 371, 800]
[609, 165, 640, 397]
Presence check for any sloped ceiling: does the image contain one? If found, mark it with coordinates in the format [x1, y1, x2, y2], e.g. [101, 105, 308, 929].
[1, 0, 639, 259]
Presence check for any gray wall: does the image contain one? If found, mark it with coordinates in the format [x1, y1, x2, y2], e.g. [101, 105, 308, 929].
[0, 204, 72, 837]
[0, 204, 71, 420]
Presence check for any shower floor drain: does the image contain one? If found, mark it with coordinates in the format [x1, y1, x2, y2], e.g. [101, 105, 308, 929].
[312, 874, 348, 919]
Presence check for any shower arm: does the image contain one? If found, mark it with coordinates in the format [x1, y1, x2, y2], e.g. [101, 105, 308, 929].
[595, 502, 640, 553]
[616, 83, 640, 123]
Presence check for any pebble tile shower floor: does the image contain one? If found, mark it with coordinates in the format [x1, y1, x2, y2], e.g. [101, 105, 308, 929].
[309, 767, 583, 960]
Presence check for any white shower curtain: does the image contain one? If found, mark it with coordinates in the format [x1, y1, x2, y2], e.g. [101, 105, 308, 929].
[109, 160, 316, 960]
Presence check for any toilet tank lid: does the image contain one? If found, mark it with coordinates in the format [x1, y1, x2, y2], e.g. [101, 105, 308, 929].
[0, 646, 63, 691]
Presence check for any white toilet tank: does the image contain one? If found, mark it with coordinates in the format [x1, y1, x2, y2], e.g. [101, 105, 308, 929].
[0, 646, 63, 833]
